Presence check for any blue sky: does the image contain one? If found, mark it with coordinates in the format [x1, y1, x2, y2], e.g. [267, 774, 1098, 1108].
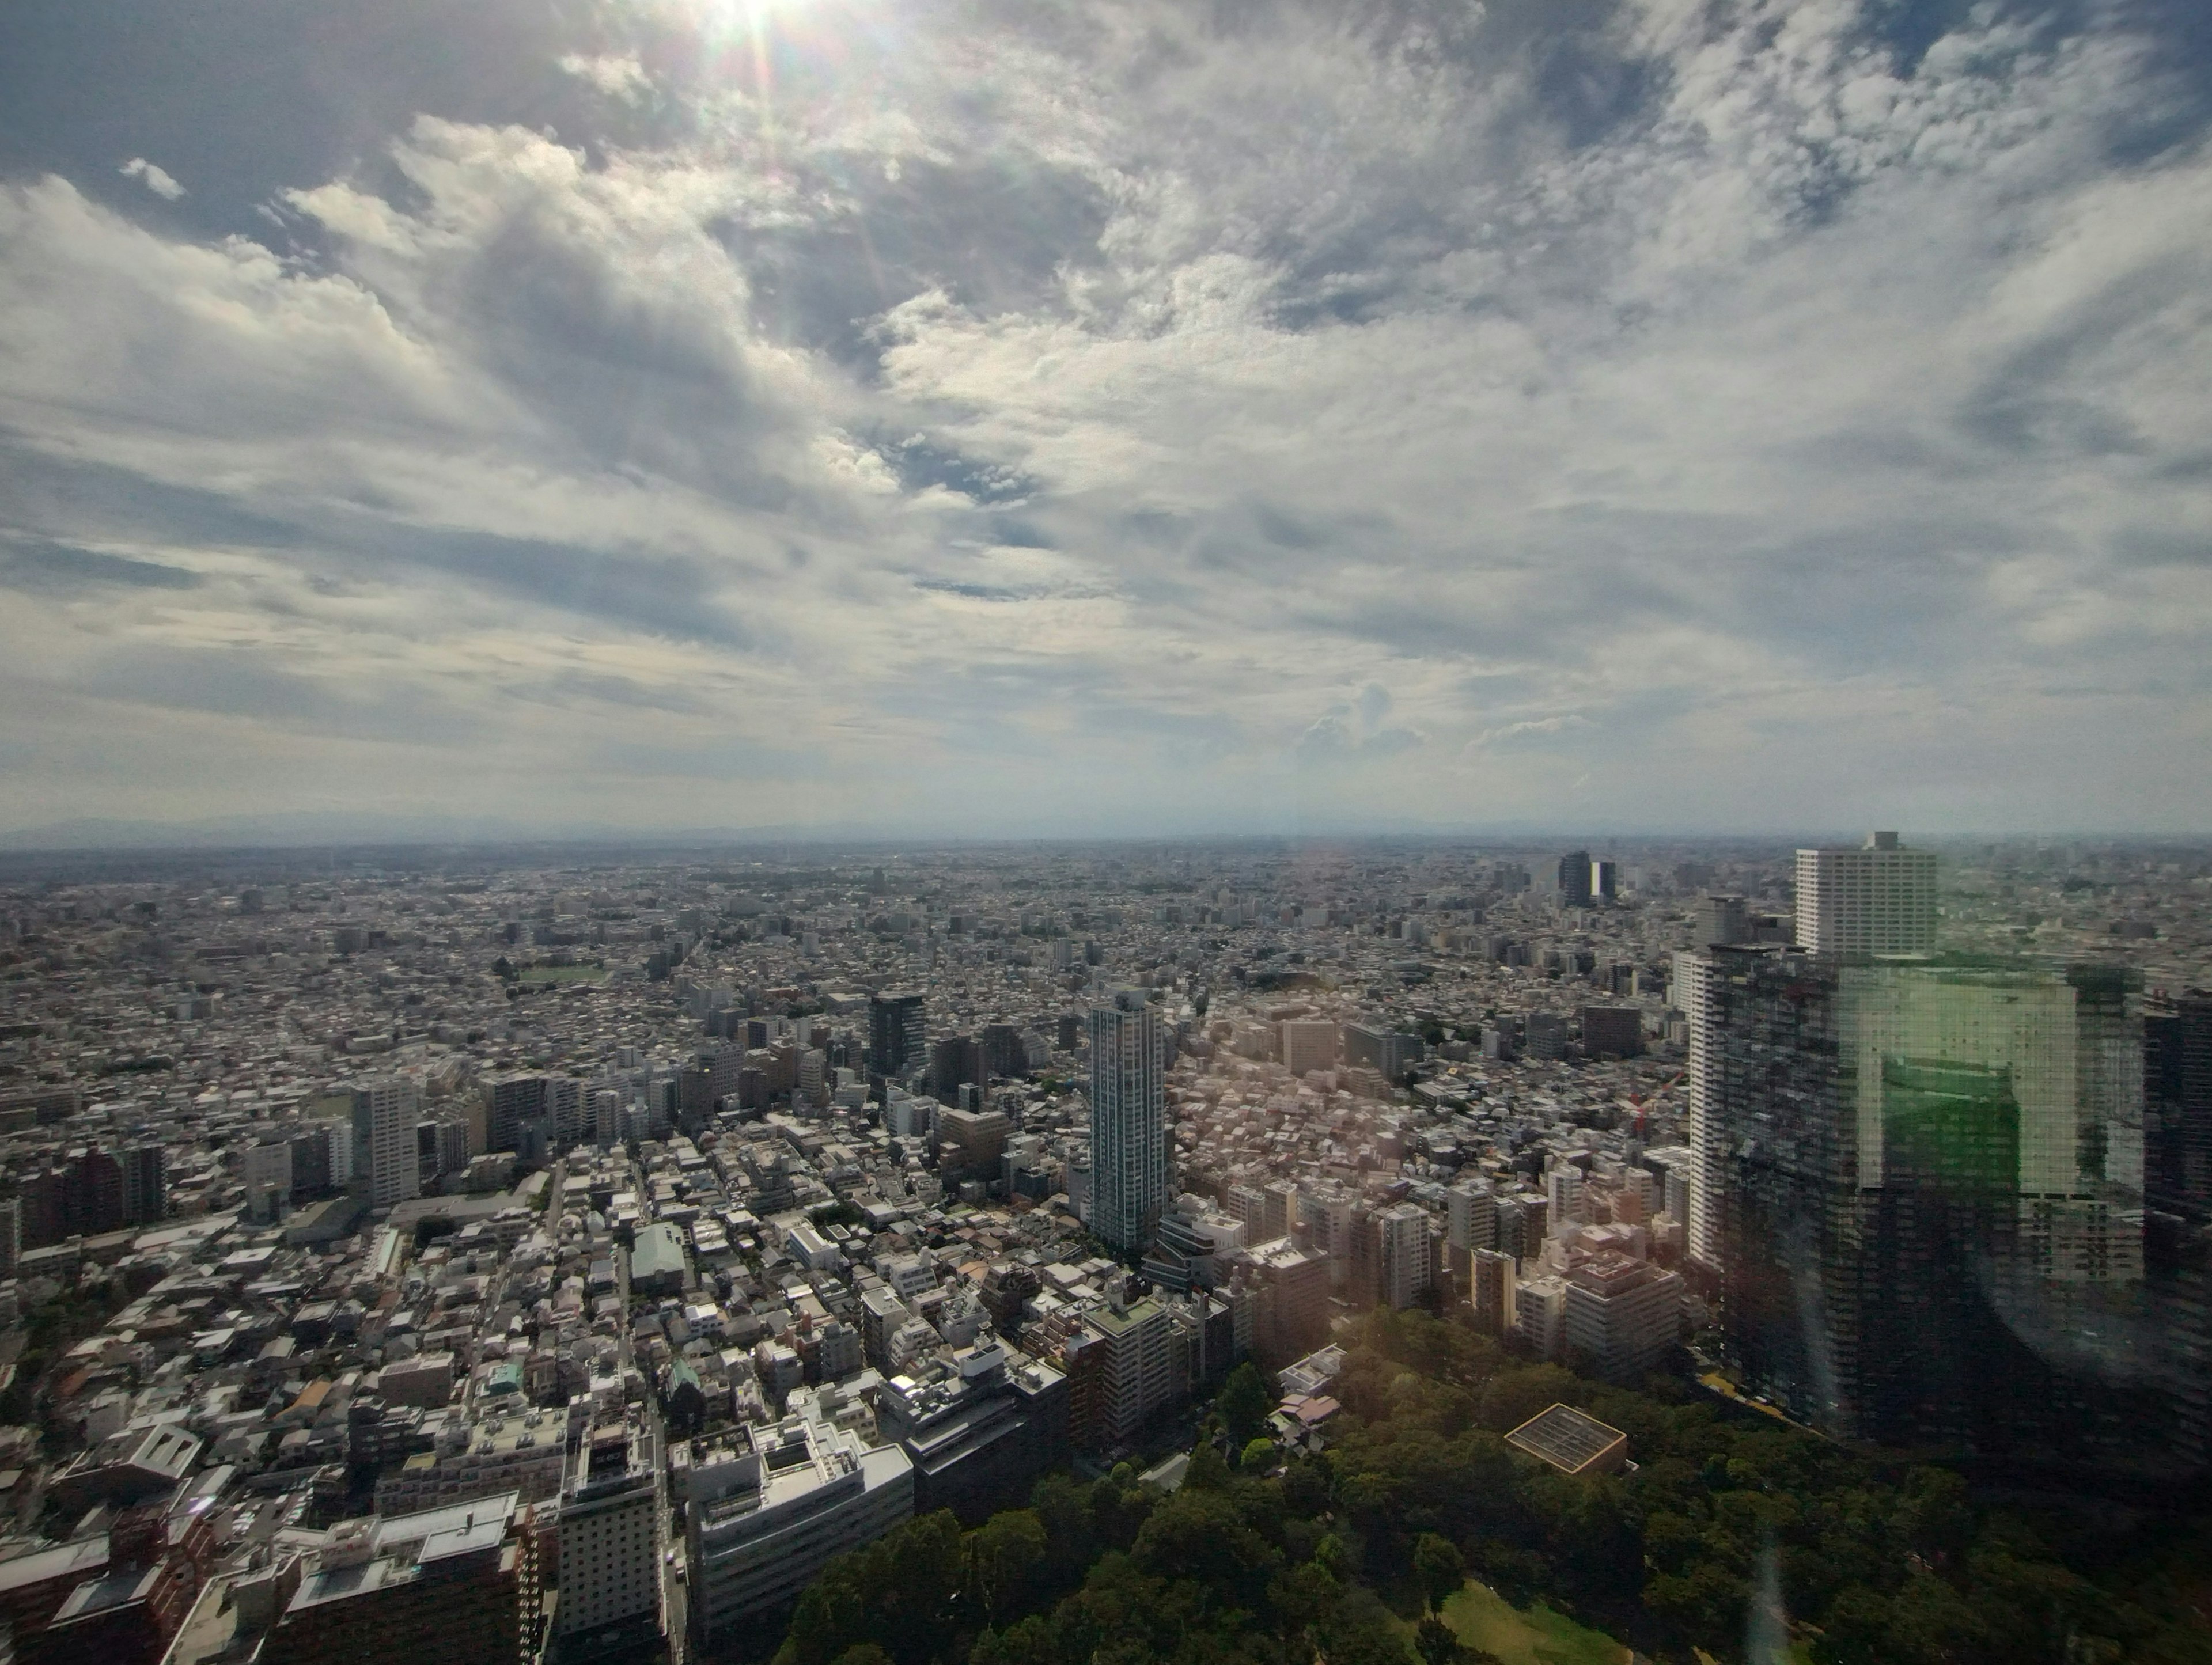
[0, 0, 2208, 837]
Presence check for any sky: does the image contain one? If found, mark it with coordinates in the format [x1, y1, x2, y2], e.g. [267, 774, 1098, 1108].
[0, 0, 2208, 843]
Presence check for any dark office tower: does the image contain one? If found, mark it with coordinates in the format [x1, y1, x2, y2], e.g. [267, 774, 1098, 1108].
[2145, 989, 2212, 1471]
[289, 1126, 333, 1198]
[17, 1169, 65, 1249]
[1558, 851, 1593, 908]
[2146, 990, 2212, 1222]
[120, 1143, 167, 1226]
[1862, 1058, 2023, 1451]
[869, 991, 927, 1077]
[1056, 1013, 1082, 1053]
[488, 1074, 548, 1154]
[1591, 858, 1619, 902]
[63, 1147, 126, 1235]
[980, 1022, 1028, 1080]
[1694, 947, 2162, 1467]
[930, 1035, 985, 1105]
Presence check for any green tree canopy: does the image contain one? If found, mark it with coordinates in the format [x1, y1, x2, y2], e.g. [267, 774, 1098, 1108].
[1217, 1360, 1277, 1447]
[1412, 1533, 1465, 1614]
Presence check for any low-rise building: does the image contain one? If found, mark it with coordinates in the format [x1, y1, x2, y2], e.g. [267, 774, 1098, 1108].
[262, 1493, 530, 1665]
[874, 1342, 1068, 1524]
[684, 1412, 914, 1646]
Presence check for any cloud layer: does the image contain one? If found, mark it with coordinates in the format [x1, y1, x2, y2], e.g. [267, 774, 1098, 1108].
[0, 0, 2207, 836]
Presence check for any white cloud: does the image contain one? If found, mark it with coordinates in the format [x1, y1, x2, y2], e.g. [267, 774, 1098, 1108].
[0, 0, 2207, 833]
[557, 53, 653, 102]
[118, 157, 184, 199]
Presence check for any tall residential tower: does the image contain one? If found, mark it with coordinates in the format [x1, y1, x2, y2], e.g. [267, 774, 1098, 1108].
[1089, 991, 1169, 1254]
[1793, 831, 1938, 956]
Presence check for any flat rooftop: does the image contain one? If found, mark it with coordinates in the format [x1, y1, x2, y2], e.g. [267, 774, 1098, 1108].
[1504, 1402, 1629, 1476]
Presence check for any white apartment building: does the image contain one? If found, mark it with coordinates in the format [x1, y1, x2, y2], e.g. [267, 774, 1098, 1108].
[1376, 1203, 1433, 1311]
[350, 1078, 422, 1209]
[1514, 1274, 1567, 1360]
[1446, 1181, 1497, 1253]
[241, 1139, 292, 1218]
[1279, 1019, 1339, 1079]
[1087, 1295, 1174, 1443]
[1793, 832, 1938, 956]
[1562, 1254, 1684, 1385]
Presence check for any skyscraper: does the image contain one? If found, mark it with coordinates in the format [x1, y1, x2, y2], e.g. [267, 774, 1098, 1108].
[2146, 989, 2212, 1222]
[120, 1143, 166, 1226]
[2144, 989, 2212, 1469]
[869, 991, 927, 1078]
[1557, 850, 1593, 908]
[548, 1076, 585, 1150]
[486, 1074, 547, 1154]
[1279, 1019, 1338, 1078]
[1695, 894, 1750, 947]
[1688, 947, 2158, 1463]
[1469, 1248, 1516, 1338]
[351, 1077, 424, 1209]
[61, 1147, 123, 1235]
[1089, 990, 1168, 1254]
[929, 1034, 985, 1104]
[1793, 831, 1939, 955]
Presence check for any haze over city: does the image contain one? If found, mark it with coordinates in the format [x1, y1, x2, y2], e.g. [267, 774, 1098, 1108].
[3, 0, 2210, 841]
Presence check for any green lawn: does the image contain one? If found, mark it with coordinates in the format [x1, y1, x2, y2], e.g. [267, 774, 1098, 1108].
[1438, 1581, 1630, 1665]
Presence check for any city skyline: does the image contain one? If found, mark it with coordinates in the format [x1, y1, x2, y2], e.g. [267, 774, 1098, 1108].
[0, 829, 2204, 1662]
[2, 0, 2210, 838]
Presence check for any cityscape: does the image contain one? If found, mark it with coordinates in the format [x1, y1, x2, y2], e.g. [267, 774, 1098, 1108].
[4, 0, 2211, 1661]
[0, 833, 2201, 1663]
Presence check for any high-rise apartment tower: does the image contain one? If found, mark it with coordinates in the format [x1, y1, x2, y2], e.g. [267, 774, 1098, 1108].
[1088, 991, 1169, 1253]
[1793, 831, 1938, 956]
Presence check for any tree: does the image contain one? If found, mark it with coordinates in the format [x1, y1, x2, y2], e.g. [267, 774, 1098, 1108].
[1184, 1440, 1232, 1491]
[1241, 1436, 1278, 1473]
[1031, 1471, 1098, 1590]
[1279, 1455, 1331, 1517]
[1218, 1361, 1277, 1447]
[1131, 1488, 1282, 1613]
[1414, 1613, 1464, 1665]
[965, 1510, 1047, 1625]
[1413, 1534, 1465, 1615]
[1316, 1584, 1416, 1665]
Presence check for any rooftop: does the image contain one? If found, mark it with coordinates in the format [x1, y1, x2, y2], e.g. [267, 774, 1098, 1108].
[1504, 1403, 1630, 1477]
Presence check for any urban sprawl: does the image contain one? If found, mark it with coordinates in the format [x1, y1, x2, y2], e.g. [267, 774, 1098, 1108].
[0, 833, 2203, 1665]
